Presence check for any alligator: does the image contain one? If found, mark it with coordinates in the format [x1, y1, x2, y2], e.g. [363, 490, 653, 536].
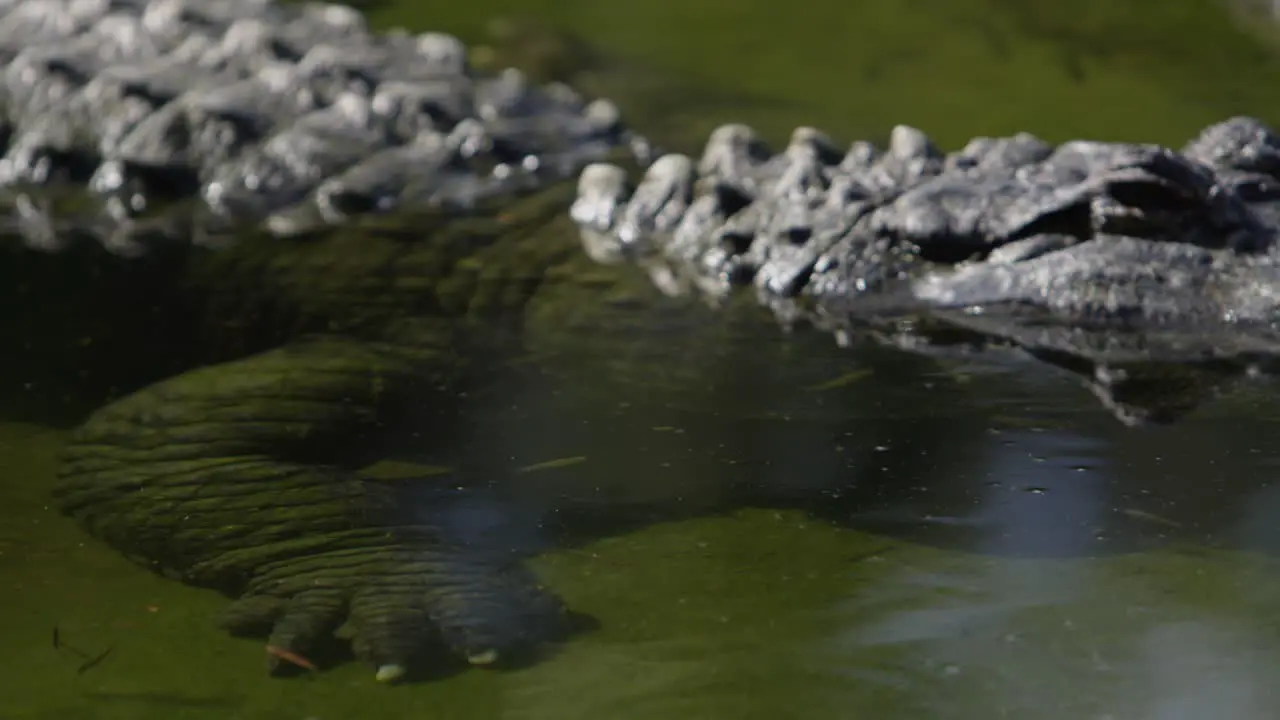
[6, 0, 1280, 686]
[574, 118, 1280, 423]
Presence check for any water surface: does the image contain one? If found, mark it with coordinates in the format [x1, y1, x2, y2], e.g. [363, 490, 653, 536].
[6, 1, 1280, 719]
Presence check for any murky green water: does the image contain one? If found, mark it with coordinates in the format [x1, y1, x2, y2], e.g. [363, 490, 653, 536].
[7, 1, 1280, 718]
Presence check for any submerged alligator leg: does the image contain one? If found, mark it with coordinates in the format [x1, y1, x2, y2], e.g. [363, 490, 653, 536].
[53, 333, 566, 681]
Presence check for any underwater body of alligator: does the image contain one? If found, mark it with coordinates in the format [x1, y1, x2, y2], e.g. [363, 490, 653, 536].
[9, 0, 1280, 684]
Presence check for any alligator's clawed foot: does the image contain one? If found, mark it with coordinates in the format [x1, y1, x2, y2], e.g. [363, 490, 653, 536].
[219, 544, 569, 683]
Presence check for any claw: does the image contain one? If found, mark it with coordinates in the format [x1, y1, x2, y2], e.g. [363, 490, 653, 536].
[266, 644, 318, 673]
[374, 663, 406, 683]
[422, 561, 567, 661]
[467, 649, 499, 666]
[346, 580, 435, 672]
[259, 587, 347, 675]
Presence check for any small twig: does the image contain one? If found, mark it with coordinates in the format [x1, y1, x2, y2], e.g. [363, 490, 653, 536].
[52, 626, 114, 676]
[76, 647, 114, 676]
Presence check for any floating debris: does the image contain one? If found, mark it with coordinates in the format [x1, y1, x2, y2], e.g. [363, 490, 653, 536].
[1120, 507, 1184, 529]
[361, 460, 454, 480]
[518, 455, 588, 473]
[52, 625, 114, 676]
[77, 647, 114, 676]
[806, 368, 873, 392]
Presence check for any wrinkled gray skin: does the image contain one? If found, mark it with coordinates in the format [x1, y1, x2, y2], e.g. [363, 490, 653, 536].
[575, 117, 1280, 422]
[576, 118, 1280, 313]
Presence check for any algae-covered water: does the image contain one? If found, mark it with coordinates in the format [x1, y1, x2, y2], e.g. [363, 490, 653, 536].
[8, 1, 1280, 718]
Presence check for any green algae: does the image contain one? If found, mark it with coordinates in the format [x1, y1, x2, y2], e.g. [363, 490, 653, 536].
[518, 456, 589, 473]
[9, 416, 1280, 720]
[7, 308, 1280, 718]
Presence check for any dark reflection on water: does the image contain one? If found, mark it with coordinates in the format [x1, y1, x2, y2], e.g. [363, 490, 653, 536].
[412, 301, 1280, 719]
[5, 265, 1280, 717]
[449, 303, 1280, 563]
